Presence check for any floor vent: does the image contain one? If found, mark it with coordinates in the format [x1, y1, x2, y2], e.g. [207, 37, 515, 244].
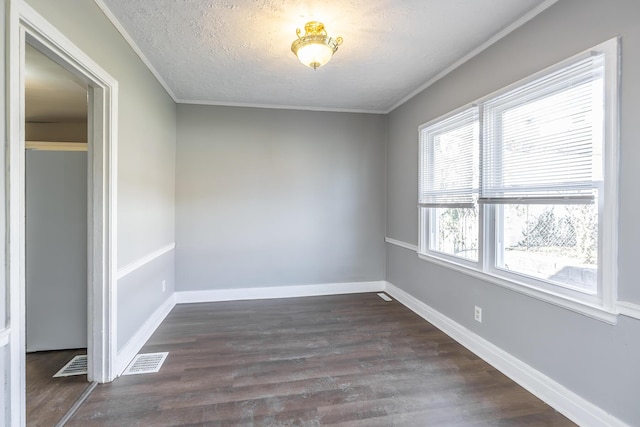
[53, 355, 88, 378]
[377, 292, 393, 302]
[122, 352, 168, 376]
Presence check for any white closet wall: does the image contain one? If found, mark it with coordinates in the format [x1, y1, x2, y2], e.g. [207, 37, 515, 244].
[26, 148, 87, 352]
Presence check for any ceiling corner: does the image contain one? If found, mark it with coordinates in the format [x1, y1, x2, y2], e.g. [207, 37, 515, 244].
[385, 0, 560, 114]
[93, 0, 179, 102]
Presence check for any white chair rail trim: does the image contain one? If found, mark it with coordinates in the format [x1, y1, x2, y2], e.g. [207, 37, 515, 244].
[117, 243, 176, 280]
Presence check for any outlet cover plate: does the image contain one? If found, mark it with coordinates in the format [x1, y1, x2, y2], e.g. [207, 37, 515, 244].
[474, 306, 482, 323]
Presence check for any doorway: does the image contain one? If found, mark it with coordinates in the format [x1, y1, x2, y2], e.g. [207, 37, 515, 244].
[24, 43, 90, 425]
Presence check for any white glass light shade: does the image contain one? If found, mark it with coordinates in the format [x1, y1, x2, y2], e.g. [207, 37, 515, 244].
[295, 42, 334, 69]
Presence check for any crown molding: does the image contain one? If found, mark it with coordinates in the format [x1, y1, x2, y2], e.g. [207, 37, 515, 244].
[385, 0, 560, 114]
[93, 0, 178, 102]
[176, 98, 386, 115]
[94, 0, 559, 115]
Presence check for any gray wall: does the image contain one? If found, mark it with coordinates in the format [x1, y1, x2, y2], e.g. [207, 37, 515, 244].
[26, 150, 87, 352]
[176, 105, 386, 291]
[386, 0, 640, 423]
[117, 251, 174, 348]
[25, 0, 177, 352]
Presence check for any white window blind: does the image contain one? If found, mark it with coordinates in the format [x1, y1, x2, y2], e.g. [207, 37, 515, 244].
[480, 53, 605, 204]
[419, 107, 479, 208]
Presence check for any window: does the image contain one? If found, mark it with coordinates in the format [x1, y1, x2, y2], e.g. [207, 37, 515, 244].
[419, 107, 479, 263]
[418, 39, 619, 320]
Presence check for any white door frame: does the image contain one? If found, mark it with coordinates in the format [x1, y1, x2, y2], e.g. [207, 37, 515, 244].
[7, 1, 118, 424]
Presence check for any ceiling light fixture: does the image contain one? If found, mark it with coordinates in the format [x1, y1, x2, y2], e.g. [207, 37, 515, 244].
[291, 21, 343, 70]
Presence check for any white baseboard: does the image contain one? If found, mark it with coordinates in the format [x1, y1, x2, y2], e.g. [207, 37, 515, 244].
[384, 282, 628, 427]
[115, 295, 176, 376]
[176, 281, 386, 304]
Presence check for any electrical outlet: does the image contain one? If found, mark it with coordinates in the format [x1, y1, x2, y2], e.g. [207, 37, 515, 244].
[162, 280, 166, 292]
[474, 306, 482, 323]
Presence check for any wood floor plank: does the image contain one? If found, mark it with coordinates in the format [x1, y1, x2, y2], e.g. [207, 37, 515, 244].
[26, 348, 91, 427]
[67, 294, 574, 426]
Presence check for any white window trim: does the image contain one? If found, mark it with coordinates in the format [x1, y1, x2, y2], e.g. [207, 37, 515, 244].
[417, 37, 620, 324]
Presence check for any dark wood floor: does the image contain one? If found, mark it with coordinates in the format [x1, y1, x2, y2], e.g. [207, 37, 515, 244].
[27, 348, 91, 426]
[67, 293, 574, 426]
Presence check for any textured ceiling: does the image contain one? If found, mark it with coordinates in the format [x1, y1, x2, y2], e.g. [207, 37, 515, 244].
[97, 0, 553, 113]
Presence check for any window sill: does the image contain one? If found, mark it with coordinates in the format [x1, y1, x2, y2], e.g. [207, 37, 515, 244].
[416, 252, 618, 325]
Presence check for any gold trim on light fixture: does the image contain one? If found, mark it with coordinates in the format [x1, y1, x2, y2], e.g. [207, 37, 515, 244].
[291, 21, 343, 70]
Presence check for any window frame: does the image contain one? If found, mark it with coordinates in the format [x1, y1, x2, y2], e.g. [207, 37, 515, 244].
[418, 105, 480, 268]
[417, 38, 619, 323]
[419, 206, 482, 269]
